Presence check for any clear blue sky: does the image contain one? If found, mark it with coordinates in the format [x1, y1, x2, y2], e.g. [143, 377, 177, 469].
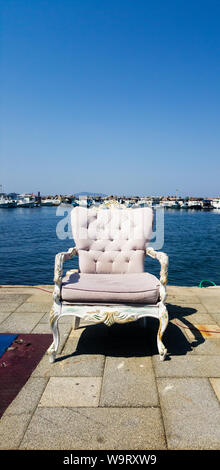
[1, 0, 220, 197]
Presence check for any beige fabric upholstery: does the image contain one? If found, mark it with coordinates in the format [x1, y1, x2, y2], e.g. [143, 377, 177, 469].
[71, 206, 153, 274]
[62, 272, 160, 304]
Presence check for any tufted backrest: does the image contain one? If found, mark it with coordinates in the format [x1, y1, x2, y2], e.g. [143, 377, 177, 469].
[71, 206, 153, 274]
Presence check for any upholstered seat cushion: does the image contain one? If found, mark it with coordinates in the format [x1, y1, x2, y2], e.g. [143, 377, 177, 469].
[61, 272, 160, 304]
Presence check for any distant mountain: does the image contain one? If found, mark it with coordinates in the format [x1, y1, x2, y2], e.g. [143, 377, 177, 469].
[75, 192, 107, 197]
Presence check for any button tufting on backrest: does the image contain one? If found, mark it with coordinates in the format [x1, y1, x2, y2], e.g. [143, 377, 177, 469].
[71, 206, 153, 274]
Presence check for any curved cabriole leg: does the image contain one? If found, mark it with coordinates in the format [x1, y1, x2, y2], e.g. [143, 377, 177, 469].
[157, 304, 169, 361]
[47, 310, 60, 363]
[74, 316, 81, 330]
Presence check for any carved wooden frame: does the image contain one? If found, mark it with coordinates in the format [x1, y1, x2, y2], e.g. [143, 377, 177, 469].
[47, 204, 169, 363]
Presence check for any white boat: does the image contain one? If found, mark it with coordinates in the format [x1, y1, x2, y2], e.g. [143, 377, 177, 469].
[187, 200, 202, 209]
[211, 199, 220, 209]
[41, 198, 60, 206]
[0, 197, 9, 208]
[160, 200, 180, 209]
[180, 201, 189, 209]
[7, 200, 17, 208]
[173, 201, 181, 209]
[17, 197, 35, 208]
[160, 200, 170, 208]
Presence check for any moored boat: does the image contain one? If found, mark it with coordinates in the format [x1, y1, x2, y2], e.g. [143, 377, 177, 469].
[41, 198, 60, 206]
[17, 197, 35, 208]
[211, 199, 220, 209]
[180, 201, 189, 209]
[0, 198, 9, 208]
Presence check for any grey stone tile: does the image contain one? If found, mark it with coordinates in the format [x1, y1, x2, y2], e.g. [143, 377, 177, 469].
[40, 311, 74, 324]
[0, 287, 49, 293]
[32, 351, 105, 378]
[209, 378, 220, 403]
[0, 311, 45, 333]
[166, 286, 198, 297]
[0, 377, 47, 450]
[158, 378, 220, 449]
[3, 377, 48, 416]
[100, 357, 158, 407]
[0, 413, 31, 450]
[191, 339, 220, 355]
[39, 377, 102, 407]
[210, 313, 220, 326]
[30, 322, 53, 334]
[31, 322, 70, 337]
[15, 303, 51, 313]
[199, 298, 220, 314]
[181, 313, 216, 324]
[25, 293, 53, 304]
[0, 303, 21, 313]
[167, 295, 202, 305]
[31, 325, 104, 378]
[195, 288, 220, 299]
[0, 294, 31, 303]
[20, 407, 166, 450]
[183, 323, 220, 341]
[153, 355, 220, 377]
[0, 312, 12, 324]
[167, 303, 208, 323]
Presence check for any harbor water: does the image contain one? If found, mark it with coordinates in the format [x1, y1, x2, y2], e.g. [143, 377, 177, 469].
[0, 207, 220, 286]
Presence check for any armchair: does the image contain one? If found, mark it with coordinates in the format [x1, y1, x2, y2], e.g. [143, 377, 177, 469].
[47, 202, 169, 363]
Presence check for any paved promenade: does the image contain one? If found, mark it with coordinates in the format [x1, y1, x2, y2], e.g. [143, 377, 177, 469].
[0, 285, 220, 450]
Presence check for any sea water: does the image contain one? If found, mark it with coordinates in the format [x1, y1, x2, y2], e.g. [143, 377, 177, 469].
[0, 207, 219, 286]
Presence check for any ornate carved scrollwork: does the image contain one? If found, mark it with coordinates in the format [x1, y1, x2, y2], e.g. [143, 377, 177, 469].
[85, 308, 136, 326]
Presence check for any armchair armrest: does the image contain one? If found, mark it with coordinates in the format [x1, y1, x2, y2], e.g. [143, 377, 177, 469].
[54, 247, 78, 284]
[146, 247, 169, 286]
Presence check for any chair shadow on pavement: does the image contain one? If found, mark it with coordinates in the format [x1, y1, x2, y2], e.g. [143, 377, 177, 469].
[55, 304, 205, 362]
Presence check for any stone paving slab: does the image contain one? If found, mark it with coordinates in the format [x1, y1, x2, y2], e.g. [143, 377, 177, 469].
[190, 338, 220, 355]
[0, 311, 45, 333]
[0, 302, 22, 313]
[0, 377, 48, 450]
[157, 377, 220, 449]
[166, 286, 198, 296]
[100, 357, 158, 407]
[0, 312, 13, 324]
[37, 353, 105, 378]
[31, 321, 71, 339]
[211, 313, 220, 326]
[153, 355, 220, 377]
[0, 285, 220, 450]
[182, 313, 216, 325]
[195, 287, 220, 298]
[39, 377, 102, 407]
[209, 378, 220, 402]
[0, 293, 31, 303]
[0, 285, 52, 293]
[15, 303, 51, 313]
[184, 323, 220, 340]
[5, 377, 48, 415]
[199, 299, 220, 313]
[25, 293, 53, 304]
[0, 411, 33, 450]
[19, 407, 166, 450]
[32, 336, 105, 378]
[167, 294, 202, 305]
[40, 311, 74, 323]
